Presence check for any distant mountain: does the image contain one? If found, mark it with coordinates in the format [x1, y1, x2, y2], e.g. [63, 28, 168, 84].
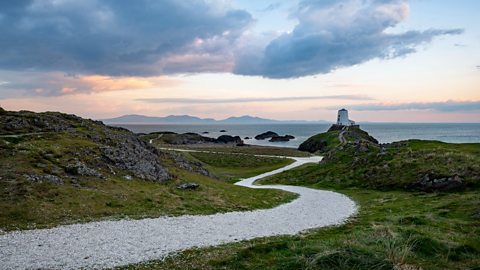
[102, 114, 331, 124]
[219, 115, 280, 124]
[102, 114, 216, 124]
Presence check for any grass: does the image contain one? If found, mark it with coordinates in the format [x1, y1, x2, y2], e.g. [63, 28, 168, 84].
[117, 140, 480, 270]
[0, 169, 296, 231]
[186, 151, 295, 182]
[118, 187, 480, 270]
[271, 140, 480, 190]
[155, 143, 311, 157]
[0, 132, 298, 231]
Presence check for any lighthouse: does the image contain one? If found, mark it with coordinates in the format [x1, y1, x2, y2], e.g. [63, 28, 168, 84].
[336, 109, 355, 126]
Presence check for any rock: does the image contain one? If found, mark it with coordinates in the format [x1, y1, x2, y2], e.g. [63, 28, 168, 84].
[215, 135, 243, 144]
[269, 135, 295, 142]
[24, 174, 64, 185]
[408, 173, 466, 192]
[102, 144, 170, 182]
[123, 175, 133, 181]
[254, 131, 278, 140]
[162, 133, 216, 144]
[244, 137, 250, 140]
[298, 138, 327, 153]
[202, 131, 209, 134]
[168, 152, 211, 177]
[1, 109, 171, 183]
[219, 130, 227, 132]
[65, 161, 102, 178]
[35, 163, 47, 168]
[177, 183, 200, 190]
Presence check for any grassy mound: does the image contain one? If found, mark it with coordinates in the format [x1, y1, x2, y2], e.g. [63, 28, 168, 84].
[0, 110, 296, 231]
[263, 140, 480, 191]
[186, 151, 294, 182]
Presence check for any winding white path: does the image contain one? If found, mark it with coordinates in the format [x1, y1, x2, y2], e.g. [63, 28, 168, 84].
[0, 155, 357, 270]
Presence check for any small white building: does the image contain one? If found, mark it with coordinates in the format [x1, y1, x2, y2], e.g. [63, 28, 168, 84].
[336, 108, 355, 126]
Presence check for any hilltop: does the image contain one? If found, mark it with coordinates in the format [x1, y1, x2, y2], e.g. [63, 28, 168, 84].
[0, 109, 295, 230]
[296, 124, 479, 191]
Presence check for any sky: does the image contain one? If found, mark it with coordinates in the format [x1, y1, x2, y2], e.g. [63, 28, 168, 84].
[0, 0, 479, 122]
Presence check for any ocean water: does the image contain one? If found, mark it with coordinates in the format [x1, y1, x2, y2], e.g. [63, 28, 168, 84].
[115, 123, 480, 148]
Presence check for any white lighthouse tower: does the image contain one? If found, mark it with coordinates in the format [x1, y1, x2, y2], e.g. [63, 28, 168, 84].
[336, 108, 355, 126]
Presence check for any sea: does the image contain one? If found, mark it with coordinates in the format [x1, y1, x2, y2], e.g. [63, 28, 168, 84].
[115, 123, 480, 148]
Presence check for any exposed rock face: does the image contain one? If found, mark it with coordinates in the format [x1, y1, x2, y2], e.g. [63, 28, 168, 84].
[269, 135, 295, 142]
[255, 131, 278, 140]
[408, 174, 465, 192]
[101, 144, 169, 182]
[1, 109, 172, 182]
[168, 152, 211, 177]
[298, 138, 327, 153]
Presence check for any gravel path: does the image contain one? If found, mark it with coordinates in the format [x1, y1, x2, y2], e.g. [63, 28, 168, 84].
[0, 156, 357, 270]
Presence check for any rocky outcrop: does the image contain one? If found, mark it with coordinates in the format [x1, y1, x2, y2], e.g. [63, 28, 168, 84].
[269, 135, 295, 142]
[168, 151, 211, 177]
[65, 161, 103, 178]
[1, 109, 172, 182]
[216, 135, 243, 144]
[298, 138, 327, 153]
[255, 131, 278, 140]
[408, 174, 465, 192]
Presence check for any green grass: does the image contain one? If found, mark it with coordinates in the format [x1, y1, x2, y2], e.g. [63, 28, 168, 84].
[0, 168, 297, 231]
[118, 186, 480, 270]
[0, 133, 298, 231]
[186, 152, 294, 182]
[155, 144, 311, 157]
[117, 141, 480, 270]
[272, 140, 480, 190]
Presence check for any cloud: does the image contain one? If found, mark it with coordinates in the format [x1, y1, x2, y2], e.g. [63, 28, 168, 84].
[0, 0, 464, 84]
[137, 95, 373, 104]
[234, 0, 463, 78]
[0, 0, 251, 76]
[260, 2, 282, 12]
[340, 101, 480, 112]
[0, 72, 175, 97]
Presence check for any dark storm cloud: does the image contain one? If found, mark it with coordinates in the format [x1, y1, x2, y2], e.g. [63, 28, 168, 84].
[234, 0, 463, 78]
[343, 101, 480, 112]
[0, 0, 464, 84]
[0, 0, 251, 76]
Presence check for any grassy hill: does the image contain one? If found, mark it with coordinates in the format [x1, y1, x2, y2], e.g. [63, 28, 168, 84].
[122, 126, 480, 270]
[295, 125, 479, 191]
[0, 109, 295, 231]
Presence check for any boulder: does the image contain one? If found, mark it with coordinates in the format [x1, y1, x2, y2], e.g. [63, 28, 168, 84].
[408, 174, 466, 192]
[269, 135, 293, 142]
[219, 130, 227, 132]
[24, 174, 64, 185]
[216, 135, 243, 144]
[177, 183, 200, 190]
[65, 161, 103, 178]
[254, 131, 278, 140]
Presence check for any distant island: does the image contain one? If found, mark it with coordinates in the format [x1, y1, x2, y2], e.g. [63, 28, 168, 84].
[101, 114, 331, 125]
